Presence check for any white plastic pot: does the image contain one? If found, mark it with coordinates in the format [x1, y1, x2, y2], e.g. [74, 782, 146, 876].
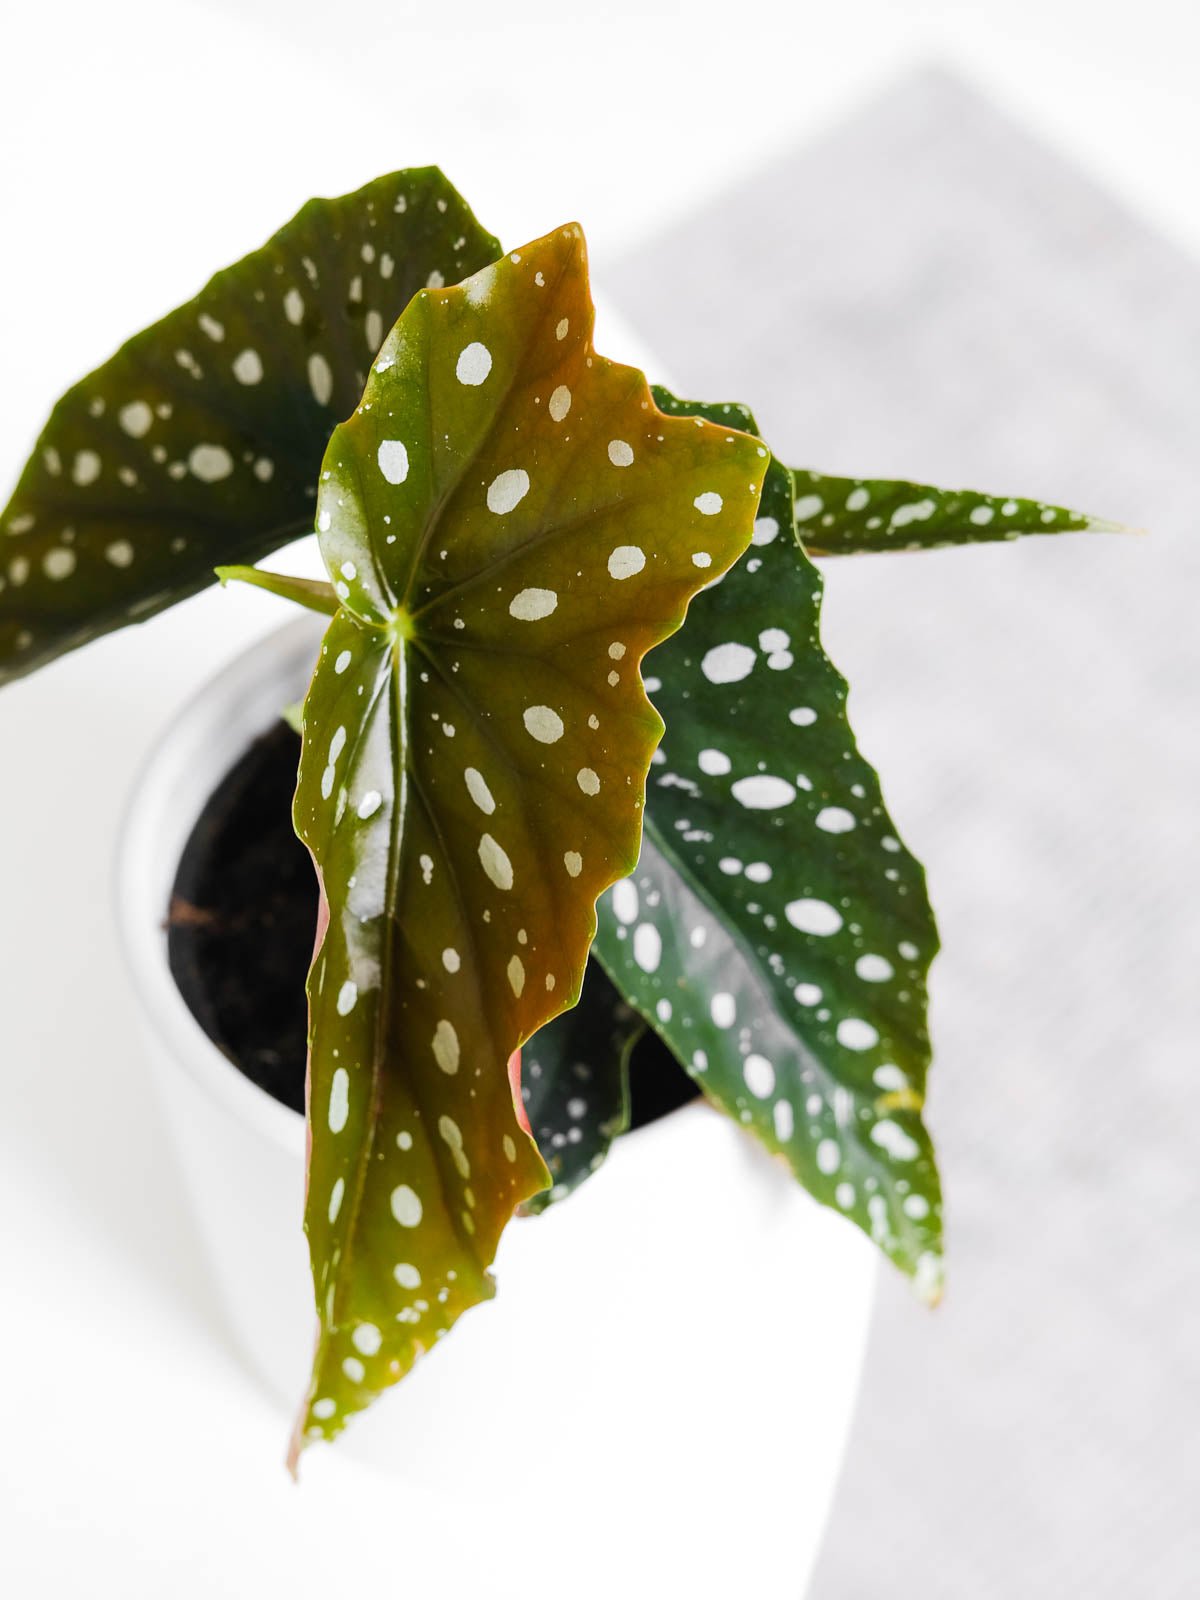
[116, 614, 877, 1596]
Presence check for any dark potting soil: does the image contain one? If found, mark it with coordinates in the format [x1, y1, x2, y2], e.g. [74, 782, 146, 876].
[167, 720, 698, 1131]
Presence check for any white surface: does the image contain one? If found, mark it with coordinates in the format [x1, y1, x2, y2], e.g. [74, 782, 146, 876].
[603, 64, 1200, 1596]
[3, 1, 1198, 1594]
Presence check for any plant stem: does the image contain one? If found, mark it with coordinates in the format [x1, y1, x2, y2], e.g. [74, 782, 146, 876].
[215, 564, 339, 616]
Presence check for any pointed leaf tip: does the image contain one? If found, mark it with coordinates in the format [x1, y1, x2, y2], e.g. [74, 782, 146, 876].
[786, 469, 1125, 556]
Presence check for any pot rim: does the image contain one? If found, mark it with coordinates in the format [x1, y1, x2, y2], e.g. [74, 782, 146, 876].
[115, 615, 326, 1159]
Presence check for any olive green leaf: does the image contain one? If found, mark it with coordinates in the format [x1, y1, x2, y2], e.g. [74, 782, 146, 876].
[520, 959, 639, 1214]
[287, 229, 762, 1460]
[788, 468, 1126, 557]
[0, 168, 501, 685]
[591, 390, 943, 1294]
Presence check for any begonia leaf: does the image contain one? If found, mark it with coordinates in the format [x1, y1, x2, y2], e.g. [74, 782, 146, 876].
[0, 168, 500, 684]
[520, 960, 638, 1214]
[591, 390, 943, 1294]
[287, 231, 761, 1459]
[788, 469, 1124, 556]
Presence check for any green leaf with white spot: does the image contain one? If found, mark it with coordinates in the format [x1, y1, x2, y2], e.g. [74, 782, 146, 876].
[788, 469, 1125, 556]
[520, 960, 639, 1214]
[0, 168, 501, 685]
[591, 388, 943, 1292]
[287, 229, 762, 1462]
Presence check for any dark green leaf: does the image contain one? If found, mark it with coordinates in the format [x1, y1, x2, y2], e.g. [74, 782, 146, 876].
[787, 468, 1125, 556]
[592, 389, 943, 1294]
[519, 961, 638, 1214]
[0, 168, 502, 684]
[288, 229, 762, 1460]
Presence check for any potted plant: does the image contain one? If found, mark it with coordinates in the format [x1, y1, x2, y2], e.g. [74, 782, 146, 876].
[0, 167, 1119, 1500]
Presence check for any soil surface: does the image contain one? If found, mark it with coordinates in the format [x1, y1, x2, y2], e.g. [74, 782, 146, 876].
[167, 721, 698, 1129]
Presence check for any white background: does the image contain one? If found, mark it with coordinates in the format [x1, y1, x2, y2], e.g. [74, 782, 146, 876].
[2, 2, 1198, 1595]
